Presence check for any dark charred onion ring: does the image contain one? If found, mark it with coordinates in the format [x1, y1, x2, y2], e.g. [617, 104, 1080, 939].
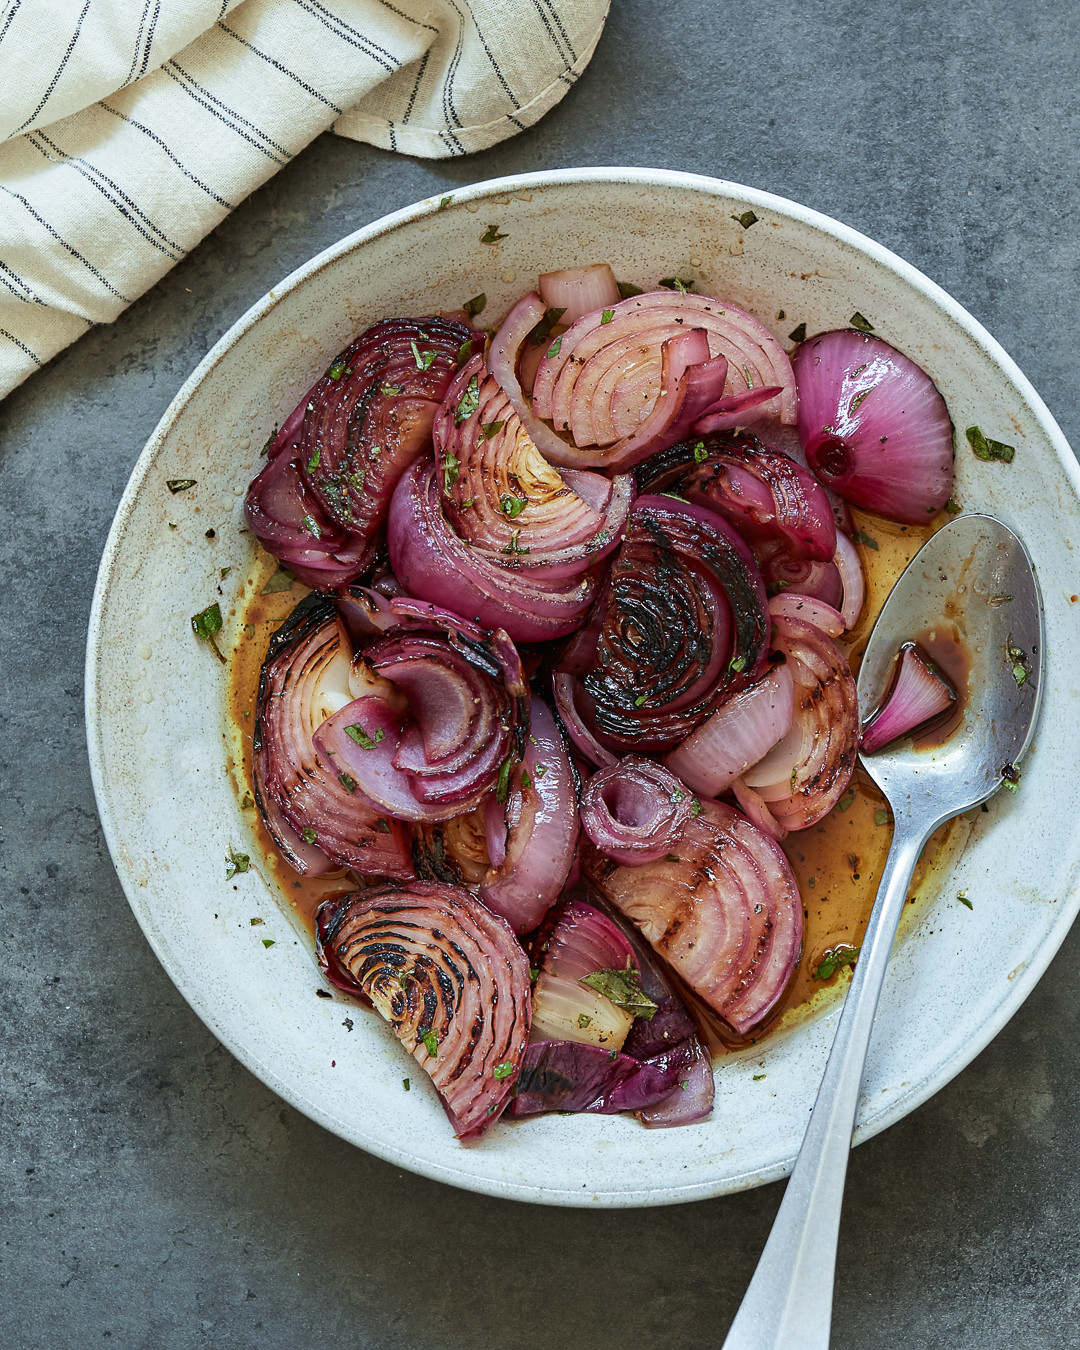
[585, 799, 803, 1036]
[579, 757, 694, 865]
[298, 316, 477, 536]
[315, 883, 531, 1138]
[582, 494, 769, 752]
[741, 611, 859, 830]
[253, 594, 413, 877]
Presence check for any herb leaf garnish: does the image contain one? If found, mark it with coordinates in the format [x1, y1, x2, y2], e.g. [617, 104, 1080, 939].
[344, 724, 385, 750]
[812, 945, 860, 980]
[966, 425, 1016, 464]
[167, 479, 197, 493]
[580, 964, 658, 1020]
[480, 223, 508, 243]
[191, 603, 226, 663]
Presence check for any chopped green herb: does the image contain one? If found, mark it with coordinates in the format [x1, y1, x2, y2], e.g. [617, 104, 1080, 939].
[966, 425, 1015, 464]
[665, 853, 681, 863]
[262, 938, 275, 949]
[403, 1076, 411, 1091]
[421, 1029, 439, 1057]
[838, 788, 856, 813]
[191, 603, 226, 664]
[438, 195, 452, 210]
[601, 309, 615, 325]
[301, 514, 322, 539]
[240, 792, 254, 810]
[260, 428, 277, 456]
[580, 965, 658, 1020]
[753, 1073, 767, 1081]
[168, 522, 177, 530]
[338, 772, 357, 793]
[461, 498, 474, 508]
[788, 323, 807, 343]
[853, 529, 880, 551]
[945, 497, 962, 515]
[373, 818, 391, 834]
[659, 277, 693, 294]
[454, 375, 480, 424]
[493, 1061, 516, 1079]
[520, 769, 533, 790]
[957, 892, 973, 910]
[463, 292, 487, 318]
[849, 386, 876, 416]
[443, 451, 461, 493]
[874, 808, 893, 827]
[1001, 762, 1021, 792]
[527, 307, 566, 347]
[690, 799, 703, 818]
[480, 223, 508, 243]
[250, 917, 264, 926]
[693, 440, 708, 463]
[501, 529, 529, 555]
[301, 827, 317, 844]
[777, 310, 786, 320]
[850, 312, 875, 333]
[344, 724, 384, 750]
[733, 209, 759, 229]
[217, 567, 231, 581]
[225, 849, 250, 879]
[617, 281, 643, 298]
[529, 967, 540, 984]
[577, 1014, 592, 1029]
[728, 654, 748, 674]
[635, 694, 648, 707]
[671, 789, 686, 802]
[534, 762, 547, 779]
[410, 341, 436, 370]
[499, 493, 526, 518]
[167, 478, 197, 494]
[480, 420, 505, 440]
[456, 339, 475, 367]
[244, 623, 255, 638]
[547, 336, 562, 358]
[306, 447, 321, 473]
[1008, 643, 1032, 689]
[380, 384, 402, 396]
[327, 362, 351, 381]
[812, 944, 860, 980]
[496, 755, 514, 803]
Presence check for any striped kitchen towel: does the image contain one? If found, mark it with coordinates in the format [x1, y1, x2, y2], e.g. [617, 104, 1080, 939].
[0, 0, 609, 402]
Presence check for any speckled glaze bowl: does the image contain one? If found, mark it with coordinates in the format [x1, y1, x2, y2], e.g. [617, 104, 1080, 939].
[86, 168, 1080, 1207]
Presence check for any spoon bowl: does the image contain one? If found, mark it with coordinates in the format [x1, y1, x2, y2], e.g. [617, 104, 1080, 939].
[723, 514, 1044, 1350]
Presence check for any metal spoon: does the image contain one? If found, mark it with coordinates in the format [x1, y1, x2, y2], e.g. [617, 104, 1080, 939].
[722, 514, 1044, 1350]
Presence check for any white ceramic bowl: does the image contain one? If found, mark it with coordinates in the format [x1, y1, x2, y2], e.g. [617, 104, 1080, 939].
[86, 168, 1080, 1207]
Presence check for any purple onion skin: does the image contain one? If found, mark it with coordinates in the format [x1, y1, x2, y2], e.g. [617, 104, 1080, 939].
[511, 1038, 697, 1117]
[794, 329, 954, 525]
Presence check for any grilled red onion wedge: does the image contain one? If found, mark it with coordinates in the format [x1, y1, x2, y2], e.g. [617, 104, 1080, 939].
[315, 883, 531, 1137]
[585, 799, 803, 1036]
[253, 595, 413, 877]
[579, 757, 694, 864]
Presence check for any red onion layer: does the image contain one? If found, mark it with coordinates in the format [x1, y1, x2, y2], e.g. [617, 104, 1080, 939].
[538, 263, 622, 324]
[253, 595, 413, 877]
[582, 494, 770, 752]
[741, 612, 859, 830]
[860, 642, 956, 754]
[664, 662, 795, 798]
[794, 329, 954, 524]
[480, 698, 579, 935]
[579, 758, 694, 865]
[315, 883, 531, 1137]
[586, 798, 803, 1036]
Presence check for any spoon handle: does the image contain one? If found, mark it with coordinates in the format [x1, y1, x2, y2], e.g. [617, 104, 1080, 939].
[721, 816, 933, 1350]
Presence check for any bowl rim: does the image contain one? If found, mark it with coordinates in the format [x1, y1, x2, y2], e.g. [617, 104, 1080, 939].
[85, 166, 1080, 1207]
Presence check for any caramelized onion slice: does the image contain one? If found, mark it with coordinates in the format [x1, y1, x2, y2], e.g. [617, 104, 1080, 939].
[579, 757, 694, 865]
[316, 883, 531, 1137]
[585, 799, 803, 1036]
[253, 595, 413, 877]
[741, 612, 859, 830]
[582, 494, 769, 752]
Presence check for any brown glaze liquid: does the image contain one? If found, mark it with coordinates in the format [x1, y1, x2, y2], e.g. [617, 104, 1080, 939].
[226, 505, 960, 1047]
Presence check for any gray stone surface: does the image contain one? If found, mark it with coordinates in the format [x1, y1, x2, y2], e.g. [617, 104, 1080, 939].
[3, 1, 1080, 1346]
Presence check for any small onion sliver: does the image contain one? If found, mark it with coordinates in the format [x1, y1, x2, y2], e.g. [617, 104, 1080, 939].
[833, 530, 866, 631]
[860, 642, 957, 754]
[538, 263, 622, 324]
[480, 698, 579, 935]
[579, 757, 695, 865]
[664, 663, 796, 798]
[730, 777, 787, 843]
[768, 592, 846, 638]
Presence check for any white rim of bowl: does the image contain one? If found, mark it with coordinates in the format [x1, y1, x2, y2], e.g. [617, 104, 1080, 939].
[85, 167, 1080, 1206]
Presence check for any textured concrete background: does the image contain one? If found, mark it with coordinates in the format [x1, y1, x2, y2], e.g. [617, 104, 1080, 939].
[3, 2, 1080, 1346]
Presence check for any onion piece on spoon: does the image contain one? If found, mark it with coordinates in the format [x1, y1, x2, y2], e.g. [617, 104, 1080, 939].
[860, 642, 957, 754]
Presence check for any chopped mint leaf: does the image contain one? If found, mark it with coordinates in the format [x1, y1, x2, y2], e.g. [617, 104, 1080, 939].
[306, 447, 321, 473]
[191, 603, 226, 663]
[812, 945, 860, 980]
[219, 566, 232, 580]
[520, 769, 532, 790]
[690, 799, 702, 818]
[380, 384, 402, 396]
[344, 724, 384, 750]
[966, 425, 1015, 464]
[945, 497, 962, 514]
[456, 339, 475, 367]
[547, 336, 562, 358]
[411, 341, 436, 370]
[454, 375, 480, 424]
[438, 195, 452, 210]
[753, 1073, 766, 1081]
[577, 1014, 592, 1029]
[421, 1029, 439, 1057]
[338, 772, 357, 793]
[788, 322, 807, 343]
[853, 529, 880, 551]
[957, 892, 973, 910]
[480, 420, 505, 439]
[493, 1061, 516, 1079]
[480, 223, 508, 243]
[617, 281, 643, 298]
[501, 529, 529, 555]
[499, 493, 526, 518]
[373, 818, 391, 834]
[601, 309, 615, 324]
[496, 755, 514, 804]
[635, 694, 648, 707]
[527, 307, 566, 347]
[301, 513, 321, 539]
[659, 277, 693, 294]
[225, 849, 250, 879]
[301, 827, 317, 844]
[874, 809, 893, 827]
[327, 362, 351, 380]
[262, 938, 275, 949]
[693, 440, 708, 462]
[463, 293, 486, 318]
[732, 209, 759, 228]
[850, 312, 875, 333]
[167, 478, 197, 493]
[443, 451, 461, 493]
[580, 966, 658, 1020]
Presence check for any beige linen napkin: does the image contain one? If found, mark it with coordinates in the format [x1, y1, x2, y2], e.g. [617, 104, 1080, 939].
[0, 0, 608, 401]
